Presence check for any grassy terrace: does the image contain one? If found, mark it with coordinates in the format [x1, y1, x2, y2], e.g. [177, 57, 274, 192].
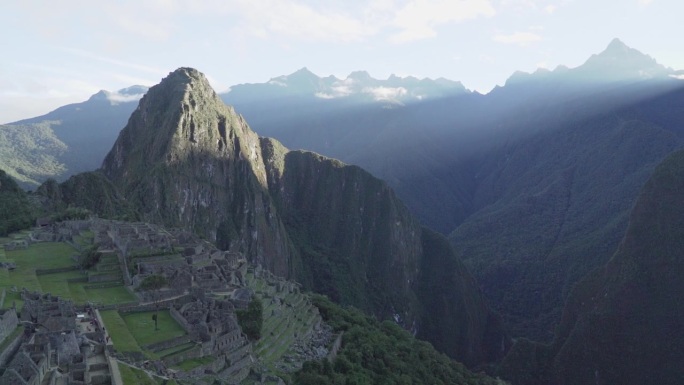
[172, 356, 215, 371]
[122, 310, 186, 346]
[0, 237, 135, 308]
[246, 271, 321, 371]
[101, 309, 187, 359]
[101, 310, 142, 354]
[1, 242, 76, 291]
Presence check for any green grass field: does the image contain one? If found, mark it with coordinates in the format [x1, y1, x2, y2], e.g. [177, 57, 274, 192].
[122, 310, 186, 346]
[0, 238, 135, 306]
[0, 242, 77, 292]
[101, 309, 187, 359]
[101, 310, 143, 354]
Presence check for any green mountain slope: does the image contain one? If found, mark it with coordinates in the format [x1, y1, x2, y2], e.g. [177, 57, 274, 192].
[0, 122, 67, 187]
[500, 149, 684, 385]
[1, 87, 144, 188]
[450, 115, 681, 340]
[35, 172, 137, 220]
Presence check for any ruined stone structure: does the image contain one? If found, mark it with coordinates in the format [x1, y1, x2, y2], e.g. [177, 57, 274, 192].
[0, 292, 113, 385]
[1, 219, 333, 385]
[0, 308, 18, 344]
[20, 291, 76, 332]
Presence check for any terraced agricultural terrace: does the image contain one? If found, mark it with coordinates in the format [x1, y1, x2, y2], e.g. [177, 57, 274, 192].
[0, 219, 338, 385]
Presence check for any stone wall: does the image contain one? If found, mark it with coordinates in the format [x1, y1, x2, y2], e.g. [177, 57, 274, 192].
[35, 266, 78, 275]
[162, 345, 202, 367]
[169, 306, 194, 334]
[88, 273, 121, 283]
[0, 328, 25, 368]
[0, 308, 17, 342]
[143, 335, 194, 352]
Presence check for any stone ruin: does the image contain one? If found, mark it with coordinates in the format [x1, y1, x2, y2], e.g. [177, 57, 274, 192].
[1, 218, 336, 385]
[20, 291, 76, 333]
[0, 292, 112, 385]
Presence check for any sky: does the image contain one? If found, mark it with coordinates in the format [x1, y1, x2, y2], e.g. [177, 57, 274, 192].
[1, 0, 682, 123]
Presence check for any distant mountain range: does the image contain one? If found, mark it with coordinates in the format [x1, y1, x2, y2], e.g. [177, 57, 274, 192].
[2, 38, 684, 344]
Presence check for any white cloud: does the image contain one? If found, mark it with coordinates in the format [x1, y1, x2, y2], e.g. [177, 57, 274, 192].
[638, 0, 654, 5]
[230, 0, 377, 43]
[669, 74, 684, 80]
[314, 92, 336, 99]
[58, 47, 166, 75]
[105, 91, 146, 104]
[493, 31, 543, 46]
[314, 79, 355, 99]
[363, 86, 408, 101]
[389, 0, 496, 43]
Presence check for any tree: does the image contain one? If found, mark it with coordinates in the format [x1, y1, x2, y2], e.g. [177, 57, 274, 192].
[138, 275, 167, 331]
[236, 297, 263, 340]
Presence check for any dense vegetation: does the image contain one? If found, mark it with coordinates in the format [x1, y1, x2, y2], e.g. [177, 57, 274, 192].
[36, 172, 137, 221]
[0, 122, 67, 188]
[0, 169, 36, 235]
[138, 274, 168, 291]
[236, 297, 263, 341]
[500, 149, 684, 384]
[292, 295, 506, 385]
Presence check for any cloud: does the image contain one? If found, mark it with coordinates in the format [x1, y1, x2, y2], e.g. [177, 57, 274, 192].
[493, 31, 542, 46]
[58, 47, 166, 75]
[230, 0, 377, 43]
[315, 79, 355, 99]
[389, 0, 496, 43]
[105, 90, 146, 104]
[638, 0, 654, 5]
[363, 86, 408, 101]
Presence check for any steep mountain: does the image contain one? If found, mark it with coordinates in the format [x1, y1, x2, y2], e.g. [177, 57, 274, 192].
[100, 67, 507, 365]
[500, 148, 684, 385]
[1, 86, 146, 187]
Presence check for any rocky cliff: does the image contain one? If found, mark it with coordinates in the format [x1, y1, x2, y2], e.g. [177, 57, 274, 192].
[100, 68, 507, 366]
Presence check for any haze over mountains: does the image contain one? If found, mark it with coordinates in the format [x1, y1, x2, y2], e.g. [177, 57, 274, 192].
[2, 38, 684, 381]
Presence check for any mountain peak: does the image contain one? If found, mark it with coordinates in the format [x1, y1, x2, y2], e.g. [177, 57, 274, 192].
[102, 67, 249, 179]
[578, 38, 669, 80]
[605, 37, 629, 52]
[348, 70, 373, 82]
